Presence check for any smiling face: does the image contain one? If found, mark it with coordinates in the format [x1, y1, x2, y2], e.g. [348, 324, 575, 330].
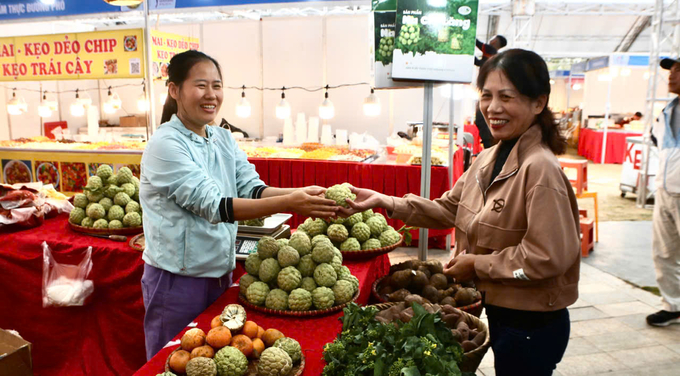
[479, 70, 546, 141]
[169, 60, 223, 131]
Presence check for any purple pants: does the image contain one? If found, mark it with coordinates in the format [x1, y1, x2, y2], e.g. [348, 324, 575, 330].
[141, 263, 232, 360]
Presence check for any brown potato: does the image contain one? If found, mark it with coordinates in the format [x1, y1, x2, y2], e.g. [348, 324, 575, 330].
[442, 313, 461, 328]
[430, 273, 448, 290]
[461, 340, 477, 352]
[472, 330, 487, 346]
[457, 322, 470, 340]
[387, 288, 411, 302]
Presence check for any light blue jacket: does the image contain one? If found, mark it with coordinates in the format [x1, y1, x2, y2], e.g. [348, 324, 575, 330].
[140, 115, 266, 278]
[654, 97, 680, 194]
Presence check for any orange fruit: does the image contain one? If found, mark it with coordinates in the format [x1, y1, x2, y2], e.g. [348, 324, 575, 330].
[242, 321, 259, 339]
[168, 350, 191, 373]
[180, 328, 206, 352]
[252, 338, 265, 358]
[262, 328, 285, 347]
[190, 345, 215, 359]
[206, 326, 232, 349]
[257, 326, 265, 339]
[210, 315, 223, 329]
[231, 334, 254, 358]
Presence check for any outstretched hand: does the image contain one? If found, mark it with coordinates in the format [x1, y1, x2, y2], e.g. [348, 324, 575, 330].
[337, 186, 390, 217]
[288, 189, 338, 219]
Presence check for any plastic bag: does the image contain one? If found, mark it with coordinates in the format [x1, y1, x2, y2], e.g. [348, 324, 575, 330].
[42, 241, 94, 307]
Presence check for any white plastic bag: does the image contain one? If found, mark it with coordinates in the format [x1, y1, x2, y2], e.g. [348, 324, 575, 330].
[42, 241, 94, 307]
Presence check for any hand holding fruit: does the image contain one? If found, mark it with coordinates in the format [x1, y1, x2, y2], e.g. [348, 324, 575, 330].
[444, 254, 477, 282]
[287, 190, 338, 219]
[337, 186, 391, 217]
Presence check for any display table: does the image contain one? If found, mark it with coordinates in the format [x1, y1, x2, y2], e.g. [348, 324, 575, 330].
[577, 128, 643, 164]
[132, 254, 391, 376]
[0, 214, 147, 376]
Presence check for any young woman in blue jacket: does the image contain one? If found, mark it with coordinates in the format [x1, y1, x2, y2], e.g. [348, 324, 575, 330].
[139, 50, 339, 359]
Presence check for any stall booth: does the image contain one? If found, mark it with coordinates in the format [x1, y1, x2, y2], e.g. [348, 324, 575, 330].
[577, 53, 666, 164]
[0, 1, 481, 375]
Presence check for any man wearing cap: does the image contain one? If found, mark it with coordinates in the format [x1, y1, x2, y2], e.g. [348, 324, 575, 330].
[647, 57, 680, 327]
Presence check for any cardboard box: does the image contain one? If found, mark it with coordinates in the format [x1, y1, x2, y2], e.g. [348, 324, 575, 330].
[119, 115, 148, 128]
[0, 329, 32, 376]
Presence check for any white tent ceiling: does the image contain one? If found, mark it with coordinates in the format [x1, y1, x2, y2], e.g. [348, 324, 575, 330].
[0, 0, 675, 60]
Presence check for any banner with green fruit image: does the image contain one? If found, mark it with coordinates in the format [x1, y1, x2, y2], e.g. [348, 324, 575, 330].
[371, 0, 420, 88]
[392, 0, 479, 82]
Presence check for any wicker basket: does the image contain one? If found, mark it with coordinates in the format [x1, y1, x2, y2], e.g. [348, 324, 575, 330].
[371, 276, 484, 317]
[369, 302, 491, 373]
[165, 346, 305, 375]
[340, 234, 403, 260]
[238, 288, 360, 317]
[68, 221, 143, 236]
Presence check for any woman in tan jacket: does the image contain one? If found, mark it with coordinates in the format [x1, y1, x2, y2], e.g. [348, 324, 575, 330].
[341, 49, 581, 376]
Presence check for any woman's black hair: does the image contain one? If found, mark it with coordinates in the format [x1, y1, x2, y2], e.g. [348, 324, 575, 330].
[160, 50, 223, 124]
[477, 48, 567, 155]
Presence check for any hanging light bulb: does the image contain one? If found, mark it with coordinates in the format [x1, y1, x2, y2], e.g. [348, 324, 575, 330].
[137, 82, 149, 112]
[363, 88, 381, 117]
[70, 89, 85, 117]
[276, 87, 291, 120]
[103, 87, 120, 114]
[236, 85, 251, 118]
[43, 91, 58, 111]
[319, 85, 335, 120]
[7, 89, 24, 116]
[38, 91, 52, 118]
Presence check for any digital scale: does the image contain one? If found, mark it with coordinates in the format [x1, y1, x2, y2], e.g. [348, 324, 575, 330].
[234, 213, 293, 260]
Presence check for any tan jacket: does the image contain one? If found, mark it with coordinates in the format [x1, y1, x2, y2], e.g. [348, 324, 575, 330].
[390, 125, 581, 311]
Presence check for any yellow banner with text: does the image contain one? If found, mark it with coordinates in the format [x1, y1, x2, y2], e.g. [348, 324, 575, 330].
[150, 29, 199, 80]
[0, 29, 145, 81]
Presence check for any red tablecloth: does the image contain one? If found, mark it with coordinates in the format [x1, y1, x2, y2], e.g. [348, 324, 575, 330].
[577, 128, 643, 164]
[250, 153, 464, 247]
[132, 254, 391, 376]
[0, 214, 147, 376]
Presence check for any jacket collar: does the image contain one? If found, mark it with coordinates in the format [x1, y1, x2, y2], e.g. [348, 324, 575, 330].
[477, 124, 544, 178]
[165, 114, 213, 142]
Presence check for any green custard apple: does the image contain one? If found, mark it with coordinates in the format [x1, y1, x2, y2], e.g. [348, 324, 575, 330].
[246, 281, 270, 306]
[114, 192, 131, 207]
[96, 164, 113, 180]
[107, 174, 119, 186]
[69, 207, 86, 225]
[98, 197, 113, 211]
[73, 193, 88, 209]
[123, 212, 142, 227]
[239, 274, 258, 296]
[296, 254, 317, 278]
[341, 274, 360, 294]
[85, 176, 103, 191]
[305, 218, 328, 237]
[312, 286, 335, 309]
[274, 337, 302, 364]
[120, 183, 135, 197]
[277, 246, 300, 268]
[277, 266, 302, 292]
[311, 234, 331, 248]
[340, 238, 361, 252]
[312, 242, 334, 264]
[257, 347, 292, 376]
[186, 357, 217, 376]
[257, 236, 280, 259]
[93, 218, 108, 229]
[300, 276, 317, 292]
[81, 217, 94, 227]
[117, 167, 134, 185]
[366, 216, 387, 237]
[244, 253, 262, 276]
[325, 184, 353, 208]
[350, 222, 371, 243]
[330, 255, 343, 275]
[332, 279, 355, 305]
[379, 229, 401, 247]
[104, 184, 122, 199]
[327, 224, 349, 243]
[125, 200, 140, 214]
[288, 232, 312, 256]
[86, 203, 105, 220]
[362, 209, 374, 222]
[288, 288, 313, 311]
[344, 213, 363, 227]
[86, 190, 104, 203]
[362, 238, 383, 250]
[313, 263, 337, 287]
[108, 220, 123, 229]
[333, 247, 343, 262]
[108, 205, 125, 221]
[258, 258, 280, 283]
[337, 265, 352, 280]
[265, 289, 289, 311]
[214, 346, 248, 376]
[276, 238, 289, 248]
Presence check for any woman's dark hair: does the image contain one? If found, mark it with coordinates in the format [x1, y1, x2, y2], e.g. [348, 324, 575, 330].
[160, 50, 223, 124]
[477, 49, 567, 155]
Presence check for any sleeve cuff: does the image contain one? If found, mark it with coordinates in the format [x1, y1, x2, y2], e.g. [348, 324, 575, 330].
[388, 196, 411, 221]
[474, 254, 493, 280]
[251, 185, 268, 199]
[220, 197, 235, 224]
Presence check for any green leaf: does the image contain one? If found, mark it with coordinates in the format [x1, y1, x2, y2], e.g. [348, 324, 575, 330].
[401, 366, 421, 376]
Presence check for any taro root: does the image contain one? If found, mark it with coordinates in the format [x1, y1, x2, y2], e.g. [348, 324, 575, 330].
[422, 285, 441, 303]
[442, 313, 461, 328]
[441, 287, 457, 298]
[454, 288, 477, 307]
[379, 284, 394, 297]
[389, 259, 420, 274]
[450, 329, 463, 343]
[416, 265, 432, 279]
[440, 296, 456, 307]
[410, 271, 429, 291]
[423, 260, 444, 275]
[430, 273, 448, 290]
[390, 269, 415, 289]
[387, 288, 411, 302]
[441, 304, 457, 315]
[472, 331, 486, 346]
[461, 340, 477, 352]
[404, 294, 429, 307]
[457, 321, 470, 340]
